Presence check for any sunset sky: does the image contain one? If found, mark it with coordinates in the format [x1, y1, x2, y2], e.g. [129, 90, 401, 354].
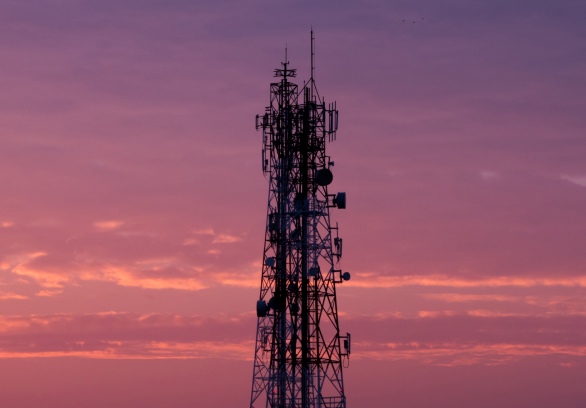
[0, 0, 585, 407]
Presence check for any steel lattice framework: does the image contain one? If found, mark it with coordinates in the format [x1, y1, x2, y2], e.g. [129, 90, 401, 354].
[250, 33, 350, 408]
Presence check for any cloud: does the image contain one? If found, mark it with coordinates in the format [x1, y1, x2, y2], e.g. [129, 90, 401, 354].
[35, 289, 63, 297]
[214, 272, 258, 288]
[191, 230, 242, 243]
[9, 252, 70, 288]
[0, 312, 254, 359]
[2, 247, 261, 291]
[0, 312, 583, 366]
[467, 310, 525, 317]
[348, 274, 586, 288]
[481, 171, 499, 180]
[0, 341, 252, 360]
[3, 250, 212, 291]
[194, 229, 215, 235]
[0, 293, 28, 300]
[561, 175, 586, 187]
[423, 293, 519, 302]
[353, 342, 586, 366]
[341, 312, 586, 365]
[212, 234, 241, 244]
[93, 221, 124, 232]
[344, 313, 586, 346]
[418, 311, 444, 318]
[191, 229, 241, 243]
[80, 265, 208, 291]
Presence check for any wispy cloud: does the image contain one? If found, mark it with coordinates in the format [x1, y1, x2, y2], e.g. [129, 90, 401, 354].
[212, 234, 241, 244]
[467, 310, 525, 317]
[348, 274, 586, 288]
[353, 342, 586, 366]
[190, 229, 241, 243]
[2, 249, 260, 291]
[9, 252, 69, 288]
[0, 312, 254, 359]
[93, 221, 124, 232]
[481, 171, 499, 181]
[81, 265, 208, 291]
[561, 175, 586, 187]
[214, 271, 258, 288]
[35, 289, 63, 297]
[0, 293, 28, 300]
[0, 312, 582, 366]
[423, 293, 519, 302]
[193, 229, 215, 235]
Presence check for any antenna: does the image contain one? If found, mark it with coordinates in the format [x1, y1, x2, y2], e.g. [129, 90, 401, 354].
[311, 28, 315, 81]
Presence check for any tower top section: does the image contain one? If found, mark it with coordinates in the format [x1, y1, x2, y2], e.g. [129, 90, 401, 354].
[274, 61, 297, 78]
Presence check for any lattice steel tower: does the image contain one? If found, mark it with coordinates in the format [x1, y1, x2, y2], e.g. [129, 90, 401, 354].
[251, 32, 351, 408]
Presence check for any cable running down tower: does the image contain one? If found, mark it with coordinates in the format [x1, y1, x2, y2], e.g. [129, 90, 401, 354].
[251, 32, 351, 408]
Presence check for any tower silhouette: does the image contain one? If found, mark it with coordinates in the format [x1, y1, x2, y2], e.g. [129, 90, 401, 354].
[250, 31, 350, 408]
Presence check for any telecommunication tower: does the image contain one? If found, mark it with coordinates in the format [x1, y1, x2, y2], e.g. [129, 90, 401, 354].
[250, 31, 351, 408]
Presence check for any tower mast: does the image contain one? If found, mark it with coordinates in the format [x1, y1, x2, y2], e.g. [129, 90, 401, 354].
[251, 33, 350, 408]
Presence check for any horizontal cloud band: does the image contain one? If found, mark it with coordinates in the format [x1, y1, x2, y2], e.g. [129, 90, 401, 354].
[0, 312, 583, 366]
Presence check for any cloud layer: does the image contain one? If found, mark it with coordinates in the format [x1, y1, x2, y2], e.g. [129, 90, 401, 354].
[0, 311, 583, 368]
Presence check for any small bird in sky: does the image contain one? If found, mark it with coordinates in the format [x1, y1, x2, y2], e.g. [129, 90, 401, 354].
[403, 18, 424, 24]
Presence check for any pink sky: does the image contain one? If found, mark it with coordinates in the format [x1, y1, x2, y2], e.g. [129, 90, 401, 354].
[0, 1, 585, 407]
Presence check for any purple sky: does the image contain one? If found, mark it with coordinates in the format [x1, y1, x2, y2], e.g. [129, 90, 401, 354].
[0, 0, 585, 407]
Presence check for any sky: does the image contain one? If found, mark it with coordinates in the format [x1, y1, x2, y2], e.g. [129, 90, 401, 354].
[0, 0, 585, 407]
